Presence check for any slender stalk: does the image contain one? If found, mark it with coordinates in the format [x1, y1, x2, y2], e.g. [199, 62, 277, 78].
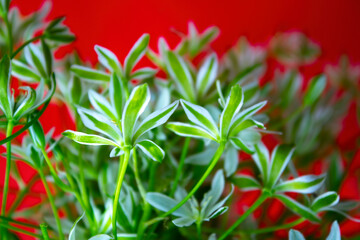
[40, 224, 50, 240]
[218, 192, 269, 240]
[244, 217, 305, 235]
[11, 35, 42, 59]
[1, 120, 13, 239]
[112, 148, 131, 240]
[0, 216, 40, 229]
[38, 170, 64, 240]
[132, 148, 146, 200]
[170, 137, 191, 196]
[145, 142, 226, 227]
[4, 13, 13, 55]
[0, 221, 43, 239]
[196, 220, 202, 239]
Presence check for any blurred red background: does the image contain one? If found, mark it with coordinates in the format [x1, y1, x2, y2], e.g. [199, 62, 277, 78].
[2, 0, 360, 239]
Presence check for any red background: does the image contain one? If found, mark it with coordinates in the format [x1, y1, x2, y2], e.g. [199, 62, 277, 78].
[2, 0, 360, 238]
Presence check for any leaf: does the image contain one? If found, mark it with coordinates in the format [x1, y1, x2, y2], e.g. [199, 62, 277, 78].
[224, 146, 238, 177]
[229, 101, 267, 136]
[28, 120, 46, 149]
[167, 122, 217, 141]
[164, 50, 196, 102]
[288, 229, 306, 240]
[172, 217, 196, 227]
[196, 53, 218, 97]
[124, 34, 150, 77]
[133, 101, 179, 141]
[274, 174, 325, 194]
[63, 130, 119, 147]
[229, 119, 265, 137]
[303, 74, 326, 106]
[219, 85, 243, 139]
[13, 87, 36, 120]
[88, 89, 117, 120]
[89, 234, 112, 240]
[267, 145, 295, 189]
[41, 38, 53, 77]
[326, 221, 340, 240]
[311, 191, 339, 212]
[11, 60, 41, 82]
[78, 108, 122, 142]
[202, 170, 225, 211]
[230, 137, 255, 154]
[136, 140, 165, 162]
[109, 73, 125, 119]
[180, 99, 219, 138]
[94, 45, 122, 74]
[130, 67, 157, 80]
[25, 44, 47, 79]
[252, 143, 270, 184]
[69, 213, 85, 240]
[274, 194, 320, 222]
[0, 55, 12, 118]
[198, 27, 219, 54]
[71, 65, 110, 81]
[229, 62, 263, 86]
[146, 192, 192, 217]
[121, 84, 150, 145]
[232, 174, 261, 191]
[208, 206, 228, 219]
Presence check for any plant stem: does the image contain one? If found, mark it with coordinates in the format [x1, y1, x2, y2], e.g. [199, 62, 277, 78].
[170, 137, 191, 197]
[196, 220, 202, 239]
[1, 120, 13, 239]
[218, 191, 269, 240]
[38, 170, 64, 240]
[244, 217, 305, 235]
[112, 148, 131, 240]
[0, 216, 40, 229]
[132, 148, 146, 200]
[4, 13, 13, 55]
[11, 35, 42, 59]
[40, 224, 50, 240]
[0, 221, 43, 239]
[146, 142, 226, 227]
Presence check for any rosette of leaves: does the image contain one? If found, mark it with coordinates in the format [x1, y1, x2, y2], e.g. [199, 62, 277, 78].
[168, 84, 266, 176]
[233, 143, 326, 223]
[70, 34, 156, 89]
[63, 83, 179, 239]
[147, 170, 232, 231]
[289, 221, 340, 240]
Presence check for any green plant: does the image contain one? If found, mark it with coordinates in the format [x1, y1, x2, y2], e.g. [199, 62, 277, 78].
[0, 2, 360, 240]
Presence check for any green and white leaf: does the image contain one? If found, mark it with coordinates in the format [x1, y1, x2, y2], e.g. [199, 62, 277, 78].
[167, 122, 217, 141]
[274, 174, 325, 194]
[63, 130, 119, 147]
[136, 140, 165, 162]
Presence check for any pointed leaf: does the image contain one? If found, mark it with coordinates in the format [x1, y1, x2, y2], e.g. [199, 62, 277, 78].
[311, 191, 339, 212]
[130, 67, 157, 80]
[136, 140, 164, 162]
[69, 213, 85, 240]
[71, 65, 110, 81]
[268, 145, 295, 189]
[232, 174, 261, 191]
[124, 34, 150, 77]
[88, 90, 117, 120]
[224, 146, 238, 177]
[196, 53, 218, 97]
[95, 45, 122, 74]
[146, 192, 192, 217]
[11, 60, 41, 82]
[180, 99, 219, 138]
[0, 55, 12, 118]
[219, 85, 243, 139]
[63, 130, 119, 147]
[275, 175, 325, 194]
[13, 87, 36, 120]
[133, 101, 179, 141]
[252, 143, 270, 184]
[122, 84, 150, 145]
[164, 51, 195, 102]
[78, 108, 122, 142]
[275, 194, 320, 222]
[172, 217, 196, 227]
[303, 74, 326, 106]
[289, 229, 306, 240]
[326, 221, 341, 240]
[230, 137, 255, 154]
[167, 122, 217, 141]
[109, 73, 125, 119]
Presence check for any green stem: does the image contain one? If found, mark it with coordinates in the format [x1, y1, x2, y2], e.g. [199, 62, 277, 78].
[146, 142, 226, 227]
[0, 221, 43, 239]
[170, 137, 191, 196]
[132, 148, 146, 200]
[113, 148, 131, 240]
[1, 120, 13, 239]
[244, 217, 305, 235]
[196, 220, 202, 239]
[4, 13, 13, 55]
[0, 216, 40, 229]
[218, 191, 269, 240]
[77, 145, 92, 223]
[38, 170, 64, 240]
[40, 223, 50, 240]
[11, 35, 42, 59]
